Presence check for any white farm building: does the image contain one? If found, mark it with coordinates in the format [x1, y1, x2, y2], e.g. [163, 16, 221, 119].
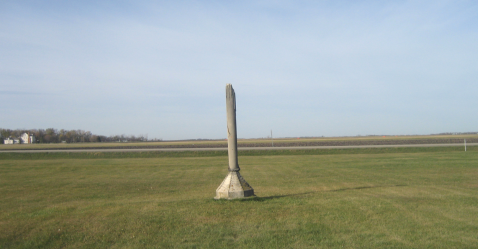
[3, 138, 18, 144]
[4, 133, 35, 144]
[20, 133, 36, 144]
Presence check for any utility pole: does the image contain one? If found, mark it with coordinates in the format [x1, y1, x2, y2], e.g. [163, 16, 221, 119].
[271, 130, 273, 147]
[465, 139, 467, 152]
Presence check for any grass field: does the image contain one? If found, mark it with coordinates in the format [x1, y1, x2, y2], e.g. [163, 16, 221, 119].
[1, 134, 477, 150]
[1, 147, 477, 248]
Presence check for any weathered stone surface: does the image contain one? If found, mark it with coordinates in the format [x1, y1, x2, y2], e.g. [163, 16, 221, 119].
[214, 171, 254, 199]
[225, 84, 239, 172]
[215, 84, 254, 199]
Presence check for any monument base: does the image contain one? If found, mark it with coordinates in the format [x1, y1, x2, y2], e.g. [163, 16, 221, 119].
[215, 171, 254, 199]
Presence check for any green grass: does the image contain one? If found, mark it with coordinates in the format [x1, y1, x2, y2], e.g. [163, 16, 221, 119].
[1, 148, 477, 248]
[0, 145, 476, 160]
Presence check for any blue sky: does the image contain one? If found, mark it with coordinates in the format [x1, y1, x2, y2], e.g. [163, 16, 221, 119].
[1, 1, 477, 140]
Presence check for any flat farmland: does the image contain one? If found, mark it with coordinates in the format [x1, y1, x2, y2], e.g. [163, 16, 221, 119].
[1, 147, 477, 248]
[1, 134, 477, 151]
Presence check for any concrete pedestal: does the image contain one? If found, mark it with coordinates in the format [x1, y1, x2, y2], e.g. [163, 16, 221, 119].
[215, 171, 254, 199]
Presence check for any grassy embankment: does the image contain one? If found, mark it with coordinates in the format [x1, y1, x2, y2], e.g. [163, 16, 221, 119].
[1, 146, 477, 248]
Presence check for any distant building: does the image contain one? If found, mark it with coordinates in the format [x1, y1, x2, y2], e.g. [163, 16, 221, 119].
[3, 133, 35, 145]
[4, 138, 14, 144]
[20, 133, 36, 144]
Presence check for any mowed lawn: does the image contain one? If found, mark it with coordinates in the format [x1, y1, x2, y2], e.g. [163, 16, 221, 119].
[1, 149, 477, 248]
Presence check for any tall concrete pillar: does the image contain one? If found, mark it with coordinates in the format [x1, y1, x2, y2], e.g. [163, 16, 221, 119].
[215, 84, 254, 199]
[226, 84, 239, 172]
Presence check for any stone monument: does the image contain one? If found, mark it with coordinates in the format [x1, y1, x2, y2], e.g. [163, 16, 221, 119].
[215, 84, 254, 199]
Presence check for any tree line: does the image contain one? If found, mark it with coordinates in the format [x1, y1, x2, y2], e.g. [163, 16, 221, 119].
[0, 128, 155, 143]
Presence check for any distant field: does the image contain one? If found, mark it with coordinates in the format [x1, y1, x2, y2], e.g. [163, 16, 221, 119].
[1, 147, 477, 248]
[1, 134, 477, 150]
